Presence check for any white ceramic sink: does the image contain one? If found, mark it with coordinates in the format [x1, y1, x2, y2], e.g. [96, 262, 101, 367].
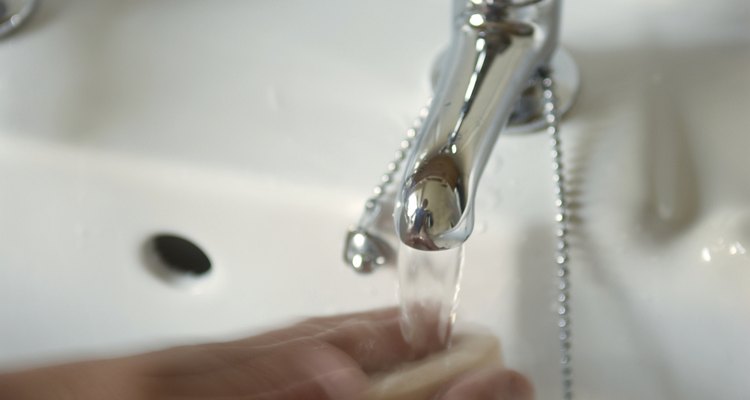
[1, 1, 749, 399]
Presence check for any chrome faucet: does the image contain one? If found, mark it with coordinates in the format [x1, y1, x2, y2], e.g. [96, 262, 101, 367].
[0, 0, 38, 38]
[396, 0, 562, 251]
[344, 0, 577, 269]
[344, 3, 578, 396]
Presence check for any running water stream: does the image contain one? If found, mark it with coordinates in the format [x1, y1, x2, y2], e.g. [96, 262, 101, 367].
[397, 243, 464, 353]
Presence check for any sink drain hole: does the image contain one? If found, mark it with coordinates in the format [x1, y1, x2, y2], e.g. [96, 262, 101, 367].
[149, 234, 212, 276]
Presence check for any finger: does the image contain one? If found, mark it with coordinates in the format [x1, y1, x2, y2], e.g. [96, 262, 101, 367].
[311, 308, 446, 373]
[433, 366, 534, 400]
[229, 308, 400, 348]
[232, 308, 445, 374]
[147, 338, 369, 400]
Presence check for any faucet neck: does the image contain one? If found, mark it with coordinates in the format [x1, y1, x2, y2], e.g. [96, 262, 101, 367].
[396, 0, 561, 250]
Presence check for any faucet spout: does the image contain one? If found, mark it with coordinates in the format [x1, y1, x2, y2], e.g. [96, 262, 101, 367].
[395, 0, 561, 251]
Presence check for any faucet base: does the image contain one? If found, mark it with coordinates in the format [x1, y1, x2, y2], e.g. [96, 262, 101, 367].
[506, 48, 580, 133]
[430, 47, 580, 135]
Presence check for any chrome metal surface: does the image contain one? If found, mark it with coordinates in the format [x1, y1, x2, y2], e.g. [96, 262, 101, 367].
[398, 153, 464, 250]
[431, 48, 579, 134]
[344, 4, 576, 395]
[343, 229, 388, 273]
[506, 48, 579, 133]
[0, 0, 38, 38]
[343, 102, 431, 272]
[396, 0, 562, 250]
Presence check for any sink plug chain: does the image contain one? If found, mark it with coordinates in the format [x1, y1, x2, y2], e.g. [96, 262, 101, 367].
[366, 99, 431, 206]
[343, 99, 432, 272]
[541, 68, 574, 400]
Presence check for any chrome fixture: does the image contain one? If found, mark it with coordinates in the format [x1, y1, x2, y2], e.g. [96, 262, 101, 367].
[344, 0, 578, 267]
[344, 1, 579, 397]
[0, 0, 38, 38]
[395, 0, 575, 251]
[343, 100, 432, 273]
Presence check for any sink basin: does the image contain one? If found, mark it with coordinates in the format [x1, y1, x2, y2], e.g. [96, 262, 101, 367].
[1, 1, 748, 399]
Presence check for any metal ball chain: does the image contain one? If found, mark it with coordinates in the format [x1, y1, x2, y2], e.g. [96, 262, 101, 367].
[361, 99, 432, 216]
[541, 68, 574, 400]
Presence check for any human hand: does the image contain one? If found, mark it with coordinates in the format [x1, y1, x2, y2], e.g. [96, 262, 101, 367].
[0, 308, 532, 400]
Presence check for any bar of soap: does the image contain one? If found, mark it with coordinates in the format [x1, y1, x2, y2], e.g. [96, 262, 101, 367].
[365, 333, 501, 400]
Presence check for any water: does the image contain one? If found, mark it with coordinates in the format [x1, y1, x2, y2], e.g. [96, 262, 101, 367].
[397, 243, 464, 354]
